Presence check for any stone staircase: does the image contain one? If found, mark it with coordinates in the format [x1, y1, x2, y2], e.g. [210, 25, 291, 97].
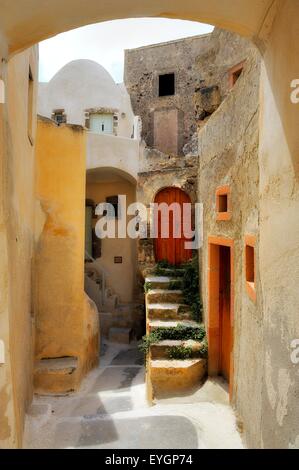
[85, 261, 144, 344]
[144, 267, 207, 400]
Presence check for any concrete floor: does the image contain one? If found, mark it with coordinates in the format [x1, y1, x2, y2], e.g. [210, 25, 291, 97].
[24, 341, 244, 449]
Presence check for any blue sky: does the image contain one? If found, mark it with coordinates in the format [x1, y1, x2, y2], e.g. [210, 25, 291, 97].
[39, 18, 213, 83]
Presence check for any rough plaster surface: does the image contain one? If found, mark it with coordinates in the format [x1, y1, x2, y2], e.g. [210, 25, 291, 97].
[198, 48, 262, 448]
[125, 30, 250, 156]
[198, 3, 299, 447]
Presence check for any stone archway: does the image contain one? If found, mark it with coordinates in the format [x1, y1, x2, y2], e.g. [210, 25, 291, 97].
[2, 0, 276, 55]
[1, 0, 299, 450]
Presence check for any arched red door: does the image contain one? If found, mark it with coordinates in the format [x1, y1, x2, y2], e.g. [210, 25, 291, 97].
[154, 187, 193, 266]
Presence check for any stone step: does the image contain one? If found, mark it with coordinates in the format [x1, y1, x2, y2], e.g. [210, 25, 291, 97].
[147, 303, 191, 320]
[146, 289, 184, 304]
[109, 327, 134, 345]
[150, 340, 204, 359]
[103, 293, 119, 310]
[149, 358, 207, 398]
[145, 276, 182, 290]
[34, 357, 79, 395]
[148, 319, 200, 332]
[155, 268, 186, 278]
[100, 312, 133, 338]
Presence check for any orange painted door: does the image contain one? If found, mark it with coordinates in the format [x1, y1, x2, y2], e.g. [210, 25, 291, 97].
[154, 187, 193, 266]
[219, 246, 231, 382]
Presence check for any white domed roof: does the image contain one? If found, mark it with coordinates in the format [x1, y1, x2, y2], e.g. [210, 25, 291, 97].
[38, 60, 123, 125]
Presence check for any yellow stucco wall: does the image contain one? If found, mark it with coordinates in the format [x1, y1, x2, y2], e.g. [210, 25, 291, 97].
[0, 46, 38, 449]
[34, 118, 99, 393]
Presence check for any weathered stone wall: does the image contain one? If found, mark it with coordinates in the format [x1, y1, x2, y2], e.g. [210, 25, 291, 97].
[257, 1, 299, 449]
[198, 48, 263, 447]
[125, 34, 211, 155]
[132, 29, 252, 276]
[194, 28, 252, 106]
[199, 3, 299, 449]
[125, 29, 251, 156]
[137, 149, 198, 275]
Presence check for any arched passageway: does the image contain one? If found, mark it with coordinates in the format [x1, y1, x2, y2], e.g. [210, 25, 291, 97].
[0, 0, 298, 451]
[2, 0, 275, 54]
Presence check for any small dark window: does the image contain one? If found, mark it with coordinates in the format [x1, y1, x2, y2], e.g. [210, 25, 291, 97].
[246, 245, 255, 283]
[159, 73, 175, 97]
[216, 186, 231, 221]
[232, 68, 243, 86]
[229, 62, 245, 89]
[106, 195, 119, 218]
[245, 235, 256, 302]
[53, 110, 67, 125]
[218, 194, 228, 213]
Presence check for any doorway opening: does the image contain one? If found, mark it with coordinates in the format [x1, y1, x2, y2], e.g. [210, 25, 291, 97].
[208, 237, 234, 398]
[84, 167, 144, 342]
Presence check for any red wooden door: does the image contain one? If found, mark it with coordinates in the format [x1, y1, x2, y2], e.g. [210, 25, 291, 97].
[154, 187, 193, 265]
[219, 246, 231, 382]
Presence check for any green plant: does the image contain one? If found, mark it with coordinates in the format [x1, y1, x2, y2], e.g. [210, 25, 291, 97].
[160, 324, 206, 342]
[168, 280, 182, 290]
[181, 256, 203, 323]
[154, 260, 177, 276]
[199, 338, 208, 359]
[156, 259, 173, 269]
[144, 282, 153, 293]
[139, 324, 206, 355]
[138, 330, 162, 355]
[167, 345, 193, 360]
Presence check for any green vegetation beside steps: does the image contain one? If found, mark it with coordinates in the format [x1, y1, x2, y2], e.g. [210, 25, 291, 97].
[167, 341, 208, 360]
[144, 282, 153, 293]
[139, 324, 207, 359]
[153, 257, 203, 322]
[181, 256, 203, 323]
[168, 280, 182, 290]
[154, 260, 183, 277]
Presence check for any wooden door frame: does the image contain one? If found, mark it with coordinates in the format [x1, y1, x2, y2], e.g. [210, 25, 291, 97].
[208, 236, 234, 401]
[153, 187, 193, 265]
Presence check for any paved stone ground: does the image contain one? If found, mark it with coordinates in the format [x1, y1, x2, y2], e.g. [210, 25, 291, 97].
[24, 341, 244, 449]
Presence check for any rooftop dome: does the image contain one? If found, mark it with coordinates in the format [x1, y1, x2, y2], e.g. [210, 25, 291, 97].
[38, 60, 122, 122]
